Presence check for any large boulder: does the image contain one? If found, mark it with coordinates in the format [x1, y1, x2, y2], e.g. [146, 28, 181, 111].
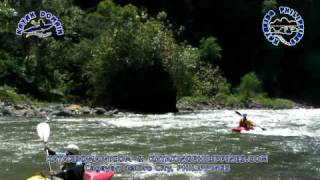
[80, 106, 92, 115]
[2, 106, 14, 116]
[51, 110, 73, 117]
[24, 109, 42, 117]
[94, 107, 107, 115]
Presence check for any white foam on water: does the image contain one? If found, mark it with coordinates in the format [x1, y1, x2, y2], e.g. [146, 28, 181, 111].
[129, 170, 205, 180]
[1, 109, 319, 179]
[234, 109, 320, 137]
[84, 109, 320, 137]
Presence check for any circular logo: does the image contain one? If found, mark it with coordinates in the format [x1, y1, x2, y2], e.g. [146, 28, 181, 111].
[262, 6, 304, 46]
[16, 10, 64, 38]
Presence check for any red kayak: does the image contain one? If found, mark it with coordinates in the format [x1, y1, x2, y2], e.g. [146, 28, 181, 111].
[232, 126, 251, 133]
[84, 171, 114, 180]
[28, 171, 114, 180]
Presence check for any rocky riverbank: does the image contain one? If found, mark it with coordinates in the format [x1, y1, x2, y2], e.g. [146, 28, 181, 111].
[0, 101, 119, 118]
[176, 98, 313, 111]
[0, 98, 314, 118]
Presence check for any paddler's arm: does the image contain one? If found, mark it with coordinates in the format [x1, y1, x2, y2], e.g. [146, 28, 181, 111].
[238, 119, 243, 126]
[54, 169, 68, 179]
[44, 144, 56, 155]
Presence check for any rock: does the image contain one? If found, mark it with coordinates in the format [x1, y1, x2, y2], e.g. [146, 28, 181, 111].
[39, 108, 52, 113]
[215, 105, 222, 109]
[94, 107, 107, 115]
[39, 111, 48, 117]
[14, 104, 26, 110]
[51, 110, 73, 117]
[23, 109, 41, 117]
[30, 105, 37, 110]
[24, 109, 35, 117]
[3, 101, 14, 106]
[176, 101, 194, 111]
[104, 109, 119, 116]
[15, 110, 28, 117]
[81, 106, 92, 115]
[2, 106, 15, 116]
[50, 104, 64, 111]
[66, 104, 82, 111]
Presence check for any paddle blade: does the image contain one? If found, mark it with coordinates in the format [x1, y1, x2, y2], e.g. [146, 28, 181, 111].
[36, 122, 50, 142]
[235, 111, 242, 116]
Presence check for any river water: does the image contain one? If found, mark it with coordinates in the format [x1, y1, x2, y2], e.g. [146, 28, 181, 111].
[0, 109, 319, 180]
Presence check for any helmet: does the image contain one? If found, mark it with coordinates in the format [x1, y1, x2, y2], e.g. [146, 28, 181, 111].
[65, 144, 80, 155]
[243, 114, 247, 118]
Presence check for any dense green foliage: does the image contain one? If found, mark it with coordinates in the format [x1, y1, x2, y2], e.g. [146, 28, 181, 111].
[254, 95, 295, 109]
[0, 85, 31, 103]
[199, 37, 222, 65]
[0, 0, 299, 111]
[180, 72, 295, 109]
[235, 73, 295, 108]
[238, 72, 262, 100]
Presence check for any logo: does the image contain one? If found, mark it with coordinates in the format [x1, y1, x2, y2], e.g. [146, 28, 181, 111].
[262, 6, 304, 46]
[16, 10, 64, 38]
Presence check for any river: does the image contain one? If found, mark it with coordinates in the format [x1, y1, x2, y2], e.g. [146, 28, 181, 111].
[0, 109, 319, 179]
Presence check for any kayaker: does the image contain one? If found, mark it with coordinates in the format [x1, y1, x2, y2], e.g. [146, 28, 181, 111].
[239, 114, 254, 130]
[44, 144, 84, 180]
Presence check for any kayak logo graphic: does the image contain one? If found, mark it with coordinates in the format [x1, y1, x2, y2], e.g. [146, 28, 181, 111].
[262, 6, 304, 46]
[16, 10, 64, 38]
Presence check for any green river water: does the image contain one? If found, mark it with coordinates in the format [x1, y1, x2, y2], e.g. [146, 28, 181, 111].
[0, 109, 319, 180]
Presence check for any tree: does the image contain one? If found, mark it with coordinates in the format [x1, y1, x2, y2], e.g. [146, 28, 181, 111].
[238, 72, 261, 100]
[91, 1, 183, 112]
[199, 37, 222, 65]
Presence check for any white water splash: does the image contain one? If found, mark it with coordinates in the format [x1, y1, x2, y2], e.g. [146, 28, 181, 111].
[76, 109, 320, 137]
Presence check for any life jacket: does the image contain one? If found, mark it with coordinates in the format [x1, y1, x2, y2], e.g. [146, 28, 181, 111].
[47, 150, 84, 180]
[239, 119, 254, 130]
[57, 161, 84, 180]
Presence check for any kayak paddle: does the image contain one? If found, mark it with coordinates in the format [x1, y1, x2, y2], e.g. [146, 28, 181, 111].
[37, 122, 50, 142]
[36, 122, 52, 171]
[235, 111, 243, 117]
[234, 111, 266, 131]
[45, 116, 51, 122]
